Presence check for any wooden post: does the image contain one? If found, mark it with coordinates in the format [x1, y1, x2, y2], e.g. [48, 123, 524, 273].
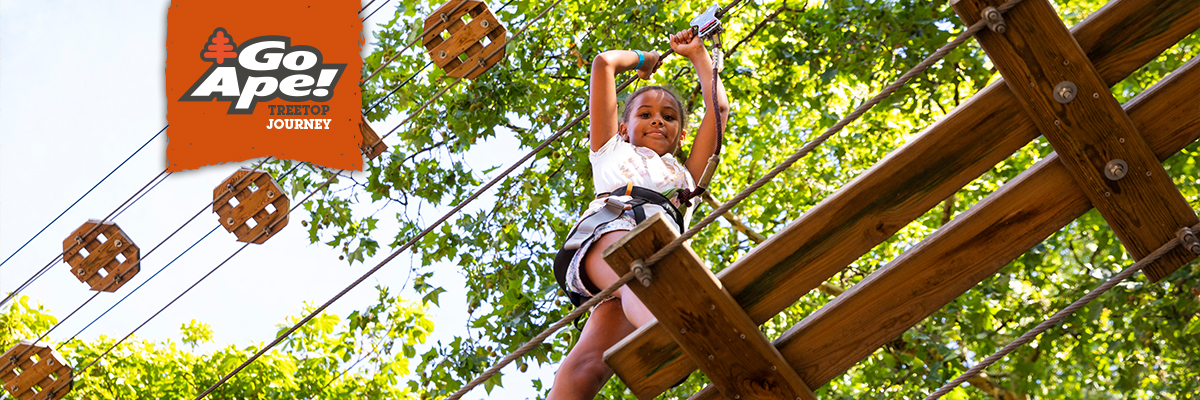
[601, 0, 1200, 395]
[602, 214, 816, 400]
[951, 0, 1198, 281]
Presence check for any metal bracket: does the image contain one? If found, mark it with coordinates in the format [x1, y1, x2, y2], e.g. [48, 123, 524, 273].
[690, 4, 723, 39]
[980, 6, 1006, 34]
[1178, 227, 1200, 255]
[631, 259, 652, 287]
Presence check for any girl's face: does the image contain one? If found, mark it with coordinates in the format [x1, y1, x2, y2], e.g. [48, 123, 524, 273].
[620, 90, 685, 156]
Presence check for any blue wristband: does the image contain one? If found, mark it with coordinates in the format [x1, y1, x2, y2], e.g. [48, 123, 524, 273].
[635, 50, 645, 70]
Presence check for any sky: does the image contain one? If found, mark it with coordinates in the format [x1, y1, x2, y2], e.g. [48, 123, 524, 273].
[0, 0, 553, 398]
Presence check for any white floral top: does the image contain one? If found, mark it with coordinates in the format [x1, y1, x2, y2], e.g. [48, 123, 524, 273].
[581, 134, 697, 220]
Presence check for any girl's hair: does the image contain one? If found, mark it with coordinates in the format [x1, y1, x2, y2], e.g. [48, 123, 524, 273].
[619, 85, 688, 156]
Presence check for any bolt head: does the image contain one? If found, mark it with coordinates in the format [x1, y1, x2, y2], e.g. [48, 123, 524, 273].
[480, 19, 489, 28]
[227, 217, 235, 225]
[115, 239, 123, 247]
[76, 269, 85, 276]
[74, 236, 83, 244]
[680, 328, 686, 334]
[1093, 93, 1100, 98]
[439, 50, 447, 58]
[47, 359, 53, 366]
[708, 354, 714, 360]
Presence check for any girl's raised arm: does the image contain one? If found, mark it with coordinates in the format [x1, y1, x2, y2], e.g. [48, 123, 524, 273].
[671, 30, 730, 180]
[589, 50, 659, 152]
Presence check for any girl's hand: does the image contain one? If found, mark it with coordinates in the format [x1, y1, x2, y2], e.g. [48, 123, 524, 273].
[636, 51, 660, 80]
[670, 28, 707, 60]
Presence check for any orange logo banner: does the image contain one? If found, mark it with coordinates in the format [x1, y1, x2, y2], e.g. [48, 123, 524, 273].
[166, 0, 362, 172]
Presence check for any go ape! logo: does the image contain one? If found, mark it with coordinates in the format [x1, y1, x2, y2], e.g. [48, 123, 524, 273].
[179, 28, 346, 114]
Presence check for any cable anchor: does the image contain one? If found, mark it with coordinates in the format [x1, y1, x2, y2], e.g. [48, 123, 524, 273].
[1178, 227, 1200, 255]
[981, 6, 1006, 34]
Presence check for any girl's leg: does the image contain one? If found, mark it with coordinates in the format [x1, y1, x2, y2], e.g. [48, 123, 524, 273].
[584, 231, 655, 328]
[547, 299, 635, 400]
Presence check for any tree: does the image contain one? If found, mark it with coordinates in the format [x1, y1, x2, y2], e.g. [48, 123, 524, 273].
[0, 287, 435, 400]
[311, 0, 1199, 397]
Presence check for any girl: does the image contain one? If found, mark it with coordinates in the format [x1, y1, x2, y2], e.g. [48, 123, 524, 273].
[550, 27, 729, 399]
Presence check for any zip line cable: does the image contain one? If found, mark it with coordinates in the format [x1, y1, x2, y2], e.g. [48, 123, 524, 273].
[924, 223, 1200, 400]
[47, 165, 340, 398]
[363, 60, 433, 115]
[444, 1, 1021, 397]
[62, 225, 221, 349]
[112, 171, 173, 221]
[359, 0, 377, 14]
[0, 167, 171, 309]
[363, 0, 392, 22]
[191, 1, 572, 397]
[361, 0, 470, 84]
[0, 125, 165, 271]
[0, 159, 289, 375]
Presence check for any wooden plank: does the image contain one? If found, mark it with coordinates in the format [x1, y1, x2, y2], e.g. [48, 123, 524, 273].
[447, 29, 506, 80]
[422, 0, 479, 46]
[603, 0, 1200, 394]
[689, 52, 1200, 399]
[953, 0, 1198, 282]
[429, 12, 500, 68]
[1, 341, 72, 400]
[602, 213, 816, 400]
[359, 116, 386, 160]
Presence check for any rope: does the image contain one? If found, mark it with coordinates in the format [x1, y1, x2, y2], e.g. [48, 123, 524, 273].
[923, 222, 1200, 400]
[438, 1, 1021, 397]
[0, 125, 165, 271]
[0, 159, 288, 373]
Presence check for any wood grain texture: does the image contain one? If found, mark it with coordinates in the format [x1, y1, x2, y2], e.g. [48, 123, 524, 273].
[603, 214, 815, 400]
[953, 0, 1198, 282]
[689, 52, 1200, 399]
[213, 168, 289, 244]
[422, 0, 478, 47]
[1, 341, 72, 400]
[421, 0, 506, 79]
[360, 116, 386, 160]
[61, 220, 140, 292]
[604, 0, 1200, 394]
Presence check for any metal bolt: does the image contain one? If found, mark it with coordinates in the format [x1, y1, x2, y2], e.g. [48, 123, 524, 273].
[1146, 171, 1152, 177]
[708, 354, 714, 360]
[1029, 82, 1034, 87]
[1054, 120, 1061, 126]
[76, 269, 85, 276]
[680, 328, 686, 334]
[1063, 60, 1070, 66]
[1119, 138, 1125, 143]
[439, 50, 447, 59]
[8, 355, 15, 364]
[226, 217, 235, 225]
[1054, 81, 1078, 103]
[1105, 192, 1111, 197]
[1093, 93, 1100, 98]
[734, 395, 740, 399]
[710, 304, 716, 310]
[74, 236, 83, 244]
[1105, 159, 1128, 181]
[480, 19, 490, 28]
[439, 12, 448, 22]
[740, 334, 745, 339]
[47, 359, 53, 366]
[226, 183, 233, 190]
[114, 239, 123, 247]
[267, 190, 275, 199]
[478, 58, 487, 66]
[11, 385, 17, 392]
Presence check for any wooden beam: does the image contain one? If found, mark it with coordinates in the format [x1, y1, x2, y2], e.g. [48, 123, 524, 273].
[603, 213, 816, 400]
[952, 0, 1198, 282]
[689, 51, 1200, 399]
[602, 0, 1200, 395]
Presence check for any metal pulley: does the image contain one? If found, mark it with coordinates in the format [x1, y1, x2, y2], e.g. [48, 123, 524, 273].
[691, 5, 725, 72]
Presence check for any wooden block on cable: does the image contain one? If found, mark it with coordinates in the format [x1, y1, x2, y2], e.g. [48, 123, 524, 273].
[213, 168, 289, 244]
[422, 0, 507, 80]
[952, 0, 1199, 281]
[360, 115, 386, 160]
[1, 340, 72, 400]
[62, 220, 139, 292]
[602, 213, 816, 400]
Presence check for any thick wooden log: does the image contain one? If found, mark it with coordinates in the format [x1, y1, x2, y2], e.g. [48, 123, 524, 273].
[603, 214, 816, 400]
[690, 52, 1200, 399]
[952, 0, 1198, 281]
[603, 0, 1200, 395]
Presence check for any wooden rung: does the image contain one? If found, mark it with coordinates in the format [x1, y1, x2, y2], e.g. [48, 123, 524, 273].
[952, 0, 1200, 281]
[213, 168, 289, 244]
[61, 220, 140, 292]
[602, 213, 816, 400]
[422, 0, 506, 79]
[1, 341, 72, 400]
[360, 116, 386, 160]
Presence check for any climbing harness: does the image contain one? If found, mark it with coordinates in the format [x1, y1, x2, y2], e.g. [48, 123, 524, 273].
[554, 184, 687, 308]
